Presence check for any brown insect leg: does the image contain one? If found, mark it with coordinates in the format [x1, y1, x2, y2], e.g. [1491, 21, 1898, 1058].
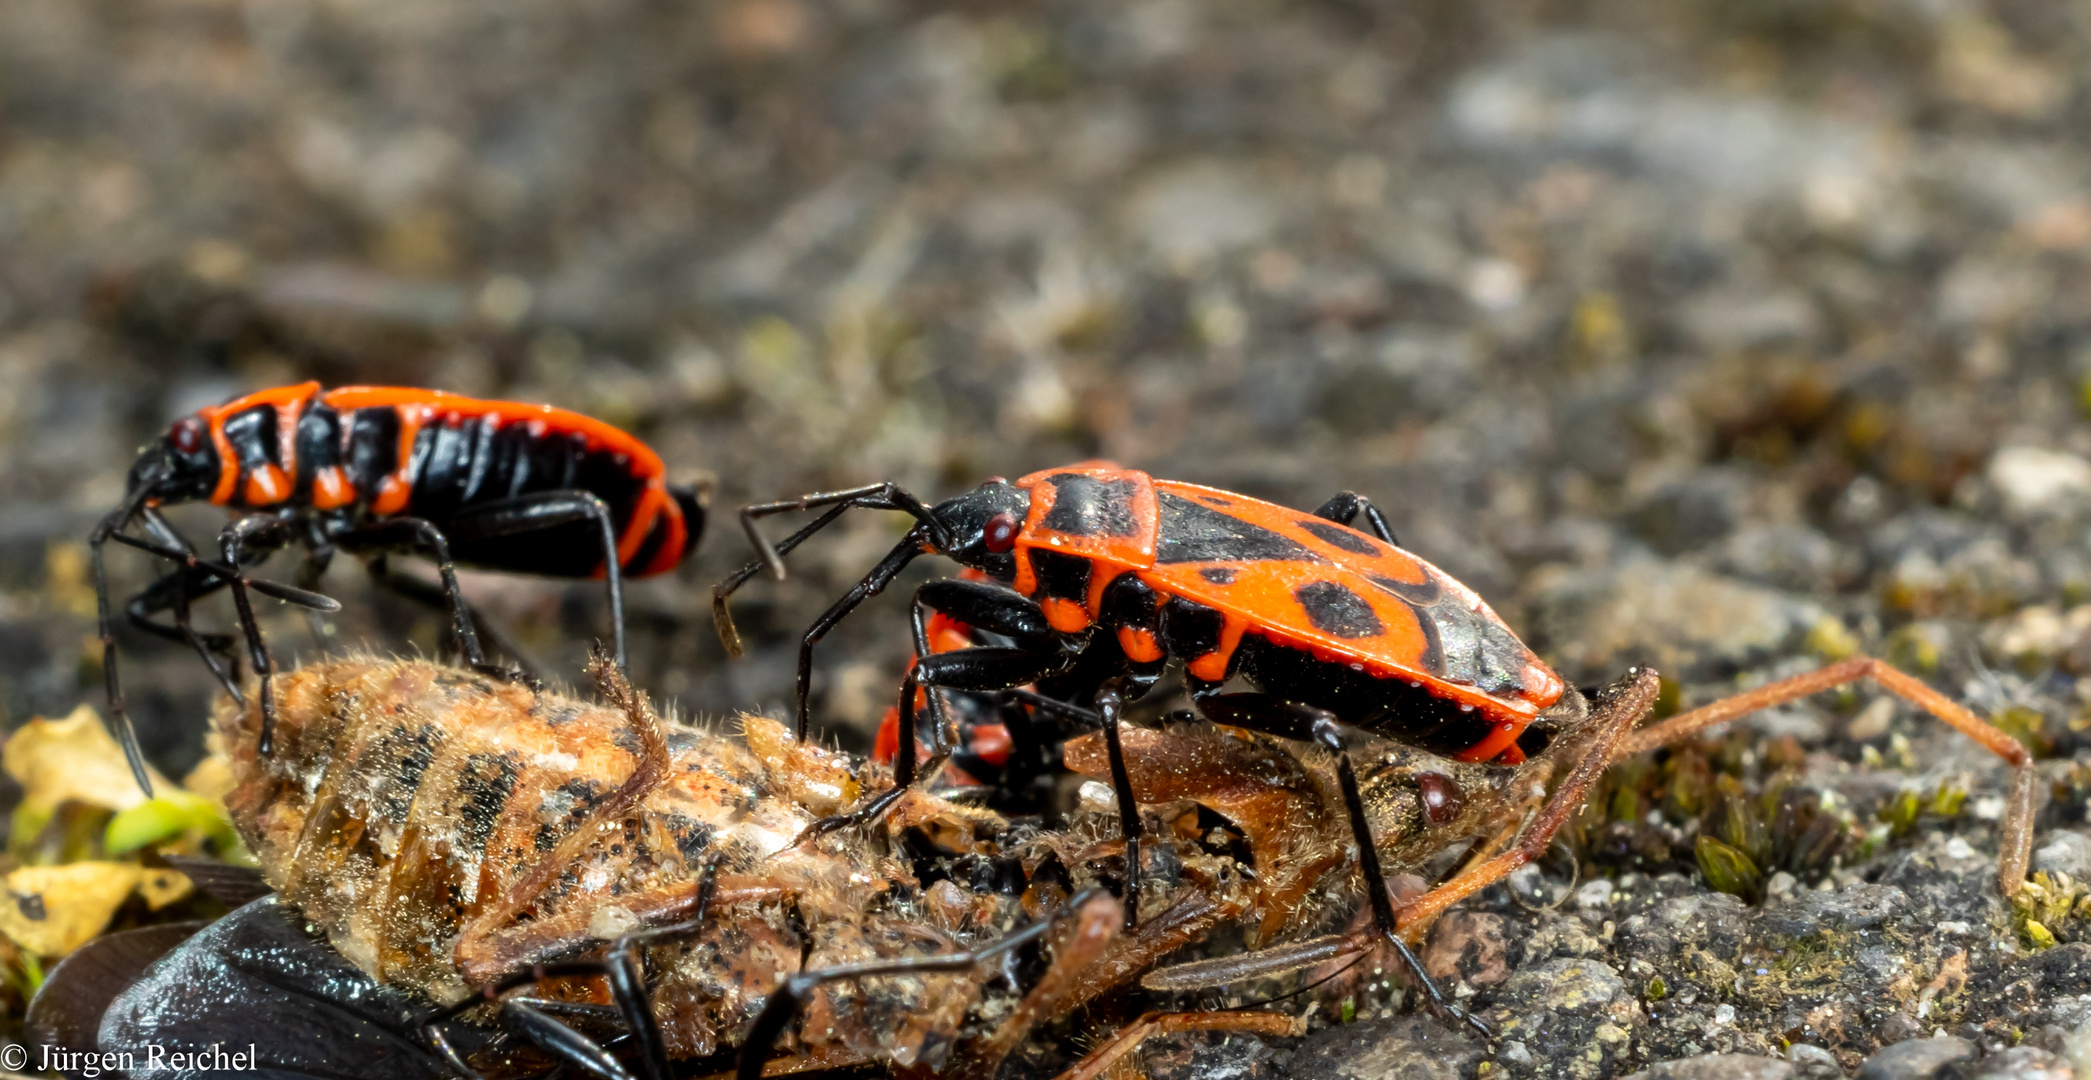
[1393, 667, 1661, 940]
[458, 877, 788, 986]
[1060, 885, 1248, 1014]
[1052, 1011, 1307, 1080]
[1140, 932, 1366, 991]
[689, 1043, 870, 1080]
[971, 890, 1122, 1074]
[454, 657, 673, 976]
[1624, 656, 2036, 896]
[731, 891, 1117, 1080]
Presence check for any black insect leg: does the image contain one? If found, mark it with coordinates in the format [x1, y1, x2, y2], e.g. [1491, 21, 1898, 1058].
[89, 484, 163, 796]
[332, 517, 491, 671]
[216, 514, 301, 756]
[734, 891, 1103, 1080]
[998, 687, 1103, 726]
[295, 541, 336, 646]
[899, 595, 950, 784]
[424, 949, 666, 1080]
[793, 588, 1075, 843]
[1195, 691, 1488, 1038]
[123, 564, 242, 702]
[443, 491, 630, 670]
[710, 502, 850, 657]
[124, 570, 240, 699]
[787, 531, 926, 738]
[1085, 680, 1149, 931]
[1311, 491, 1399, 547]
[429, 862, 729, 1080]
[367, 563, 547, 686]
[498, 1000, 635, 1080]
[734, 481, 953, 584]
[787, 598, 959, 845]
[131, 505, 243, 695]
[103, 530, 337, 754]
[909, 576, 1075, 757]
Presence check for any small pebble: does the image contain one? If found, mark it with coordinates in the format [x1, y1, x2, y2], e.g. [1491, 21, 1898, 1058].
[1856, 1035, 1976, 1080]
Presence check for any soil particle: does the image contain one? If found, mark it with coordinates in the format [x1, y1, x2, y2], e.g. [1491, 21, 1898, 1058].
[1485, 957, 1638, 1080]
[1283, 1014, 1483, 1080]
[1952, 1046, 2075, 1080]
[1856, 1036, 1977, 1080]
[2035, 833, 2091, 885]
[1622, 1054, 1796, 1080]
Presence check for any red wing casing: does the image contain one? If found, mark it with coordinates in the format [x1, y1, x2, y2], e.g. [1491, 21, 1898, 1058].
[1005, 464, 1564, 762]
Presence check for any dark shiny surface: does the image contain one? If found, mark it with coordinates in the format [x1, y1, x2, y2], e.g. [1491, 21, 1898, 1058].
[101, 899, 476, 1080]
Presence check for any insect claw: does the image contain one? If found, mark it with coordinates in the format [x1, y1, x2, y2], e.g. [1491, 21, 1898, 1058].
[711, 591, 747, 658]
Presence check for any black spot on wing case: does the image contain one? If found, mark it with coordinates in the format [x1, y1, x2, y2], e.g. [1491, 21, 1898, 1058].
[100, 897, 479, 1080]
[1039, 473, 1143, 537]
[1367, 572, 1529, 697]
[1293, 580, 1385, 639]
[1155, 494, 1319, 564]
[1294, 519, 1379, 555]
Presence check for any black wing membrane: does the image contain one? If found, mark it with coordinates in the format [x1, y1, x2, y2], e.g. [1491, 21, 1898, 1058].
[100, 898, 489, 1080]
[29, 922, 207, 1077]
[161, 855, 274, 908]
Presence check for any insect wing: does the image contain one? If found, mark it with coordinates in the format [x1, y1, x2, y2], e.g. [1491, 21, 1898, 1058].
[1144, 480, 1565, 720]
[1009, 464, 1161, 598]
[28, 922, 207, 1077]
[161, 854, 273, 908]
[100, 897, 479, 1080]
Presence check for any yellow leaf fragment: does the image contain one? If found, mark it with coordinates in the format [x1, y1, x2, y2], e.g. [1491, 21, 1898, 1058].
[4, 704, 173, 816]
[0, 862, 142, 956]
[137, 868, 194, 911]
[182, 741, 237, 803]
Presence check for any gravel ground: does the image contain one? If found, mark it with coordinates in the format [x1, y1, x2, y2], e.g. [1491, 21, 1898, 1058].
[7, 0, 2091, 1076]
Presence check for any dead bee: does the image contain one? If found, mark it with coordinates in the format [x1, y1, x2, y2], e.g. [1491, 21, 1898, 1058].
[124, 655, 1288, 1080]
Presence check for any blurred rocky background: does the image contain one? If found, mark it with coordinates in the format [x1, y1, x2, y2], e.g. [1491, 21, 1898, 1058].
[7, 0, 2091, 1075]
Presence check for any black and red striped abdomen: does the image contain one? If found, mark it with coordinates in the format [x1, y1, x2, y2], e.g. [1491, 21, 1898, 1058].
[192, 383, 696, 578]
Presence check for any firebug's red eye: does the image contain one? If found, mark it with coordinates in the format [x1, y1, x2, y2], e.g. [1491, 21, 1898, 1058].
[984, 513, 1019, 554]
[170, 418, 204, 455]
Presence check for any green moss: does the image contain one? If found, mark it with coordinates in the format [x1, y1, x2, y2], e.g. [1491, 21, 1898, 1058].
[1878, 788, 1921, 836]
[1930, 779, 1968, 818]
[1738, 928, 1860, 1008]
[1993, 706, 2052, 757]
[2013, 872, 2087, 948]
[1697, 835, 1764, 901]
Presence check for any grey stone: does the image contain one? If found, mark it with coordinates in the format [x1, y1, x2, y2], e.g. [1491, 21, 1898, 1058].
[1957, 1046, 2074, 1080]
[1877, 848, 2009, 928]
[1856, 1036, 1977, 1080]
[1755, 883, 1912, 938]
[1284, 1014, 1482, 1080]
[1624, 1054, 1798, 1080]
[1628, 469, 1750, 555]
[1526, 561, 1828, 684]
[2035, 831, 2091, 885]
[1489, 958, 1637, 1079]
[1787, 1044, 1844, 1080]
[1712, 523, 1854, 594]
